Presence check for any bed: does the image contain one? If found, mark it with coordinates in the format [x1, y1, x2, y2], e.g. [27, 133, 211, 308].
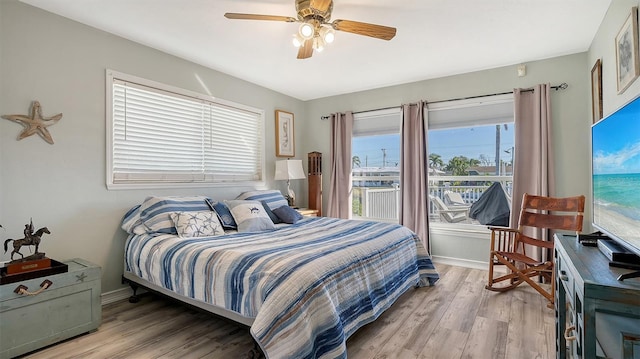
[121, 193, 439, 359]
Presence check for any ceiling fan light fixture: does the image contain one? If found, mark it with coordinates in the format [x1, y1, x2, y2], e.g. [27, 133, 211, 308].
[299, 22, 314, 39]
[292, 34, 304, 47]
[225, 0, 397, 59]
[319, 26, 335, 44]
[313, 37, 325, 52]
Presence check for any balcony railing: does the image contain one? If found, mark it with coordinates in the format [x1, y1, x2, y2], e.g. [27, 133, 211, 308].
[352, 175, 513, 223]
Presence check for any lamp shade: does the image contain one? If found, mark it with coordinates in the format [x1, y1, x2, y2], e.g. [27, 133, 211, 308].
[274, 160, 306, 180]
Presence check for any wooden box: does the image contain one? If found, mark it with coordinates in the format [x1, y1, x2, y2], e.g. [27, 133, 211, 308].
[0, 258, 101, 359]
[0, 259, 68, 285]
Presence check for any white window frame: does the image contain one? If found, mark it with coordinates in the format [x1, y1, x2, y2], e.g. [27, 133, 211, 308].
[106, 69, 265, 190]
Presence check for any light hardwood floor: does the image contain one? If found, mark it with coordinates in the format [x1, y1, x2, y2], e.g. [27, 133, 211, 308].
[22, 264, 556, 359]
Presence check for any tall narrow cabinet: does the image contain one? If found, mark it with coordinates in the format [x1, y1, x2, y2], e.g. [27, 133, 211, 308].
[308, 151, 322, 216]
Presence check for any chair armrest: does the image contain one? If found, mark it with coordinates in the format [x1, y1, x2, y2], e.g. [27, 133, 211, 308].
[488, 226, 519, 252]
[487, 226, 519, 233]
[439, 208, 469, 214]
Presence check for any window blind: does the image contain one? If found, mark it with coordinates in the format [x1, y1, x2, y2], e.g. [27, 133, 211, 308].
[108, 73, 263, 188]
[353, 108, 402, 137]
[427, 94, 514, 129]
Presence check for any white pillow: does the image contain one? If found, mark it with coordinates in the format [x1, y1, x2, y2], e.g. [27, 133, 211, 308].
[170, 211, 225, 238]
[225, 200, 276, 232]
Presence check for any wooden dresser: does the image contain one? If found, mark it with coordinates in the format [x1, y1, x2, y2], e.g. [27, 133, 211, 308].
[0, 258, 101, 359]
[555, 234, 640, 359]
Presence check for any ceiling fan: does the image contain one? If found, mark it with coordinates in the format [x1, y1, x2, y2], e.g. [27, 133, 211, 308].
[224, 0, 397, 59]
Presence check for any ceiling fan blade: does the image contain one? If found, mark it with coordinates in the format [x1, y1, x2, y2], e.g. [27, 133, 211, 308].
[332, 19, 396, 40]
[224, 13, 297, 22]
[297, 39, 313, 59]
[311, 0, 332, 13]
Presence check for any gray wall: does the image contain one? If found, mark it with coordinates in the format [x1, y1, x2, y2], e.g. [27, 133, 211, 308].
[0, 0, 305, 293]
[2, 0, 635, 291]
[589, 0, 640, 114]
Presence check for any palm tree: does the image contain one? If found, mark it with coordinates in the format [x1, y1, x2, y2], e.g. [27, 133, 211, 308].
[352, 155, 361, 168]
[429, 153, 444, 170]
[446, 156, 472, 176]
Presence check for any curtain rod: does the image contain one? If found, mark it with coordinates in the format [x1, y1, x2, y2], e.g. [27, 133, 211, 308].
[320, 82, 568, 120]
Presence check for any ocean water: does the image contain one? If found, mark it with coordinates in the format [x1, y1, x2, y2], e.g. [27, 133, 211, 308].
[593, 173, 640, 221]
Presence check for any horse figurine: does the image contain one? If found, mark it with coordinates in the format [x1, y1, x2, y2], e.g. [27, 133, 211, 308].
[3, 226, 51, 261]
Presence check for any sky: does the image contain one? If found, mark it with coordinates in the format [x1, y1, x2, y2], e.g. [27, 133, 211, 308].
[352, 124, 515, 168]
[592, 97, 640, 175]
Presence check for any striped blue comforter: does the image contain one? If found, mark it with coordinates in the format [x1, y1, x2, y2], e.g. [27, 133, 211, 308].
[125, 217, 439, 359]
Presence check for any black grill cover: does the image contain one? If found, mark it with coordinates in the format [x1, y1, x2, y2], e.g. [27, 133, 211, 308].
[469, 182, 510, 226]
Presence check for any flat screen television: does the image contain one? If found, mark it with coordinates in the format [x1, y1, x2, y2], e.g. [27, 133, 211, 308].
[591, 94, 640, 269]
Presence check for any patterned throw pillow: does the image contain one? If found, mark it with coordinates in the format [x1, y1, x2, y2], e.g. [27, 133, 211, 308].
[261, 201, 282, 224]
[225, 200, 276, 232]
[170, 211, 225, 238]
[235, 190, 289, 210]
[121, 204, 146, 234]
[139, 196, 212, 234]
[206, 198, 238, 229]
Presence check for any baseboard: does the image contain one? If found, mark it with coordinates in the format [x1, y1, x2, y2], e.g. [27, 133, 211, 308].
[431, 255, 507, 273]
[101, 287, 131, 305]
[101, 287, 150, 306]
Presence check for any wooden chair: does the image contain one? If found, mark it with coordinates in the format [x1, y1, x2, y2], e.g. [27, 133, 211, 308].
[486, 193, 585, 306]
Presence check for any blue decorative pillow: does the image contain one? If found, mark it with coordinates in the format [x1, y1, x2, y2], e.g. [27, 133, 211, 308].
[235, 190, 289, 211]
[225, 200, 276, 232]
[261, 201, 282, 224]
[170, 211, 225, 238]
[273, 205, 304, 224]
[206, 198, 237, 229]
[139, 196, 212, 234]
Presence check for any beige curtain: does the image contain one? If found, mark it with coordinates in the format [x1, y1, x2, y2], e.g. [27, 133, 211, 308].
[512, 84, 555, 260]
[327, 112, 353, 219]
[400, 102, 430, 252]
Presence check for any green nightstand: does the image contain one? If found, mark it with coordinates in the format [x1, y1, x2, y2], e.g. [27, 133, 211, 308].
[0, 258, 101, 359]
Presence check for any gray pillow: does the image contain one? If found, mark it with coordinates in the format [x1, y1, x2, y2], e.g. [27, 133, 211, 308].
[225, 200, 276, 232]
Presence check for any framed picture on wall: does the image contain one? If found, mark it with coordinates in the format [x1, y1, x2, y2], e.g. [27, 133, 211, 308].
[615, 6, 639, 94]
[275, 110, 295, 157]
[591, 59, 603, 123]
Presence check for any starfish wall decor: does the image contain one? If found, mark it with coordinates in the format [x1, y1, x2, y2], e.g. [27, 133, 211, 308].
[2, 101, 62, 144]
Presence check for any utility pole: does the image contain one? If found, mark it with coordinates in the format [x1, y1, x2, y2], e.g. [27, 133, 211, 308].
[381, 148, 387, 168]
[495, 125, 500, 175]
[504, 147, 514, 175]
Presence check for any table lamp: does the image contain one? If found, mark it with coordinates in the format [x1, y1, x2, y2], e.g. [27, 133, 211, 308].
[274, 159, 306, 207]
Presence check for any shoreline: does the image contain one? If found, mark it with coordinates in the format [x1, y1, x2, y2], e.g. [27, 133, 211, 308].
[594, 206, 640, 251]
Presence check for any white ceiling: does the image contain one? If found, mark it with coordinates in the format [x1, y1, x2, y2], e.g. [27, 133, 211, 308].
[21, 0, 611, 101]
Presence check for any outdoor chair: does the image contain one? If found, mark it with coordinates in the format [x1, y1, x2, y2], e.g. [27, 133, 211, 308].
[429, 195, 470, 223]
[444, 191, 469, 207]
[485, 193, 585, 306]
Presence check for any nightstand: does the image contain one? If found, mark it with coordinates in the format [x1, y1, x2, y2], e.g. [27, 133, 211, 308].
[296, 208, 319, 217]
